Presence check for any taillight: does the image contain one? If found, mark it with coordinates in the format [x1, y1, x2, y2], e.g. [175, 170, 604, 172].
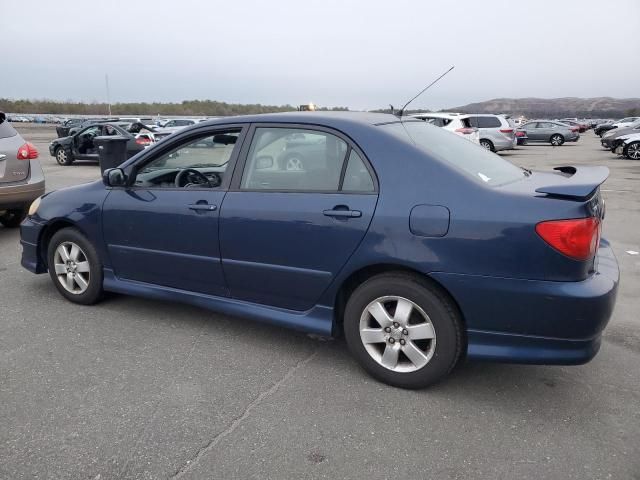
[499, 128, 514, 133]
[455, 128, 476, 135]
[17, 142, 38, 160]
[515, 131, 526, 137]
[535, 217, 601, 261]
[570, 127, 579, 132]
[135, 137, 152, 146]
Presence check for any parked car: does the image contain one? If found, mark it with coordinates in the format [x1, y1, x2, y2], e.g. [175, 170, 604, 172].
[613, 133, 640, 160]
[49, 122, 147, 166]
[0, 112, 45, 227]
[21, 112, 618, 389]
[464, 114, 516, 152]
[56, 118, 87, 138]
[515, 130, 528, 145]
[595, 117, 640, 137]
[517, 120, 579, 145]
[161, 118, 205, 129]
[559, 119, 587, 133]
[409, 112, 480, 144]
[601, 121, 640, 150]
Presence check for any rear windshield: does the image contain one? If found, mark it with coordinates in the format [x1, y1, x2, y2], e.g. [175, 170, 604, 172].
[0, 120, 17, 139]
[383, 121, 525, 186]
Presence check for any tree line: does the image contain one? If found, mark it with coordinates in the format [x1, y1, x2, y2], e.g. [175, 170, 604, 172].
[0, 98, 349, 116]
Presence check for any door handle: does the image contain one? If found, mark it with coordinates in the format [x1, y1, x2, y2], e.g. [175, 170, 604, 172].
[188, 203, 217, 212]
[323, 209, 362, 218]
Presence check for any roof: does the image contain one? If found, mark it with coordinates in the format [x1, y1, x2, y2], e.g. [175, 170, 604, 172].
[198, 111, 402, 128]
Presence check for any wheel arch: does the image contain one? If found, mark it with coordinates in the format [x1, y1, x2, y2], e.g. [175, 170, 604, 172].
[332, 263, 467, 338]
[38, 219, 87, 268]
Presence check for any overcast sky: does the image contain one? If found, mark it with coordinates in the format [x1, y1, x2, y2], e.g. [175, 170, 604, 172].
[1, 0, 638, 110]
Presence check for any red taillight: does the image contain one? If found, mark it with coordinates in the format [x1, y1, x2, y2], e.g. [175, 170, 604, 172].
[515, 131, 526, 137]
[135, 137, 152, 146]
[535, 217, 601, 261]
[17, 142, 38, 160]
[570, 127, 579, 132]
[455, 128, 475, 135]
[499, 128, 514, 133]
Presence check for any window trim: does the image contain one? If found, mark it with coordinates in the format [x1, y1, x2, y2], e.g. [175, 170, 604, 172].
[230, 123, 379, 194]
[120, 124, 249, 191]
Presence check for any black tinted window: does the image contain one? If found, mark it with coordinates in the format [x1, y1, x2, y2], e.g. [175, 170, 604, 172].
[469, 116, 502, 128]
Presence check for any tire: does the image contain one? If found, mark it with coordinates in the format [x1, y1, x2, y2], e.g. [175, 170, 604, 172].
[479, 139, 495, 152]
[47, 227, 103, 305]
[623, 141, 640, 160]
[0, 208, 27, 228]
[550, 134, 565, 146]
[343, 273, 463, 389]
[279, 153, 305, 171]
[55, 146, 74, 166]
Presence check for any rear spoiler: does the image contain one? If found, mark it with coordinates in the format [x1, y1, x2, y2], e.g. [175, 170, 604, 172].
[535, 166, 609, 200]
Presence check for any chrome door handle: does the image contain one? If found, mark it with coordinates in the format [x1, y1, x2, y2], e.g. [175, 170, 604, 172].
[323, 209, 362, 218]
[188, 203, 217, 211]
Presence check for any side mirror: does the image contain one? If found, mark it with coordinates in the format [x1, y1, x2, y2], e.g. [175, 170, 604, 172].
[255, 155, 274, 170]
[103, 168, 126, 187]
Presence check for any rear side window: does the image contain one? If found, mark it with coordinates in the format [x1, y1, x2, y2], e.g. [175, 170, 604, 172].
[0, 120, 17, 139]
[342, 150, 375, 192]
[383, 121, 525, 186]
[468, 116, 502, 128]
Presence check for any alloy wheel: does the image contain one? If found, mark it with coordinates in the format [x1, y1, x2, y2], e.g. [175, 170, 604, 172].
[627, 143, 640, 160]
[53, 241, 91, 294]
[359, 296, 436, 373]
[285, 157, 304, 171]
[56, 149, 67, 165]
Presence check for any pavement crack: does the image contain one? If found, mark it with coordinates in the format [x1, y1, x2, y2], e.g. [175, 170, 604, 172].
[170, 347, 320, 479]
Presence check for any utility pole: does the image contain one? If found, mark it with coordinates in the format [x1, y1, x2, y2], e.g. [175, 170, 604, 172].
[105, 74, 112, 116]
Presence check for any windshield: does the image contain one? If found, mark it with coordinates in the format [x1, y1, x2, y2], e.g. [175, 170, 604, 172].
[383, 121, 525, 186]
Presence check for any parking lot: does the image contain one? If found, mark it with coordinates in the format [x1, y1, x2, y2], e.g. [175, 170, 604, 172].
[1, 124, 639, 479]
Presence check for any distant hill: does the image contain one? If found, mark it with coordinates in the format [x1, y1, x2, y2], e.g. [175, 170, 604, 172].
[444, 97, 640, 119]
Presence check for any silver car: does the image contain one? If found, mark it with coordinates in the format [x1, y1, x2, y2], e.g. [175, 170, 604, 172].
[463, 114, 516, 152]
[0, 113, 45, 228]
[517, 120, 580, 146]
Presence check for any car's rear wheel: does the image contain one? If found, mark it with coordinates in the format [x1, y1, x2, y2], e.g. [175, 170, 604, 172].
[0, 208, 27, 228]
[55, 146, 73, 166]
[550, 134, 565, 146]
[343, 273, 463, 389]
[624, 141, 640, 160]
[479, 139, 495, 152]
[47, 227, 103, 304]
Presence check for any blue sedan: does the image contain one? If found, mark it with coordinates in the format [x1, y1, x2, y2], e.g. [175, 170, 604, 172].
[20, 112, 619, 388]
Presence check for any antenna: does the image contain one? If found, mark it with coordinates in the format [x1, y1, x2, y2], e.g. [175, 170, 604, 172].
[397, 65, 455, 117]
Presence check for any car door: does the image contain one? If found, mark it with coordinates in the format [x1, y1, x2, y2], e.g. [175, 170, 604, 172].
[102, 126, 246, 296]
[72, 125, 103, 159]
[219, 125, 378, 311]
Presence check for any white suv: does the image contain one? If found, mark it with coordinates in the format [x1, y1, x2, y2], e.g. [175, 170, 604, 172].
[409, 112, 480, 144]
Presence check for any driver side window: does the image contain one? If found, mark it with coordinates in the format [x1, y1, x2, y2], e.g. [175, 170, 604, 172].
[134, 129, 241, 189]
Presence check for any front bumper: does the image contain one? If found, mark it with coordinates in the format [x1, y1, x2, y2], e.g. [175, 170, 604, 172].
[20, 216, 48, 273]
[432, 241, 619, 364]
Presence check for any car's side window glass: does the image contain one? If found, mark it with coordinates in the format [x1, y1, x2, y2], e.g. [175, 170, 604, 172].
[241, 127, 348, 191]
[342, 150, 375, 192]
[134, 129, 241, 189]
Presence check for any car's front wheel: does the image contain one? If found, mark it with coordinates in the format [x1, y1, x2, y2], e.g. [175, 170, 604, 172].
[550, 134, 565, 146]
[343, 273, 463, 389]
[0, 208, 27, 228]
[55, 146, 73, 166]
[623, 141, 640, 160]
[47, 227, 103, 304]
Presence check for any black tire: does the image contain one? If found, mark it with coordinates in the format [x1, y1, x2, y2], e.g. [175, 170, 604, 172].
[55, 146, 74, 166]
[479, 139, 495, 152]
[623, 141, 640, 160]
[0, 208, 27, 228]
[343, 273, 463, 389]
[550, 134, 565, 146]
[47, 227, 103, 305]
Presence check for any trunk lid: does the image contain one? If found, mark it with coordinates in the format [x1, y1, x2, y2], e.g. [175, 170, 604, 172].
[0, 117, 30, 184]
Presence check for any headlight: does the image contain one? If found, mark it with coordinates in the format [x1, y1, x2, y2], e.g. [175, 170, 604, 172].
[28, 196, 41, 216]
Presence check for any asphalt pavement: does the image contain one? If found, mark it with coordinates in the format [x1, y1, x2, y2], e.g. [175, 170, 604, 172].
[1, 125, 638, 479]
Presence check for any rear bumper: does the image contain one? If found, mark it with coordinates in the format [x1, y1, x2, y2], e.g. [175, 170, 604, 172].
[0, 180, 45, 209]
[432, 241, 619, 364]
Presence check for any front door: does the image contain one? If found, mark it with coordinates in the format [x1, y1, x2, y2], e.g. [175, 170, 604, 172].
[220, 126, 378, 311]
[102, 127, 245, 296]
[73, 125, 103, 160]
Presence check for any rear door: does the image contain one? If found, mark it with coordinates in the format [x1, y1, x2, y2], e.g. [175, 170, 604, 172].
[0, 119, 29, 184]
[219, 125, 378, 311]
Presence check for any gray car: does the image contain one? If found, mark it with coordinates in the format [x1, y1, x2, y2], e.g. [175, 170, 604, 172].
[0, 113, 45, 228]
[463, 114, 516, 152]
[517, 120, 579, 146]
[601, 121, 640, 149]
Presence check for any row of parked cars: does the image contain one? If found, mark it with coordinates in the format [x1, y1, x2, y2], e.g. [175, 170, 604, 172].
[409, 112, 584, 151]
[595, 117, 640, 160]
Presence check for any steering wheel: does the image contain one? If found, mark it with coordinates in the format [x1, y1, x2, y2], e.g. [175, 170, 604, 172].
[174, 168, 213, 188]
